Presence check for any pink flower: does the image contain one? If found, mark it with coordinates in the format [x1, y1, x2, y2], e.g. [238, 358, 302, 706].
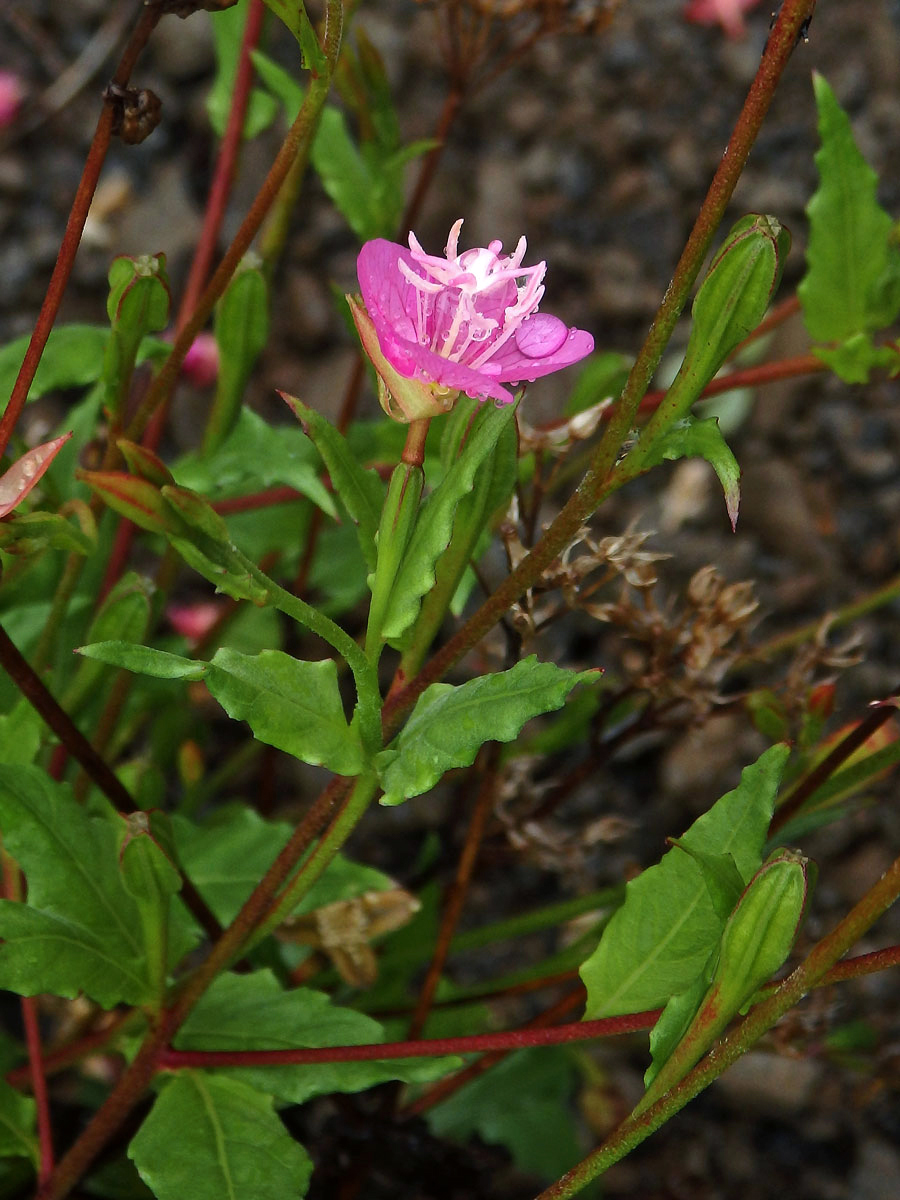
[0, 72, 24, 130]
[180, 332, 219, 389]
[348, 220, 594, 421]
[683, 0, 762, 39]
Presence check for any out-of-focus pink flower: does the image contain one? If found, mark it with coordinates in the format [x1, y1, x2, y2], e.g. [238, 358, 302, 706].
[167, 600, 223, 642]
[348, 220, 594, 422]
[683, 0, 762, 38]
[180, 332, 219, 389]
[0, 72, 24, 130]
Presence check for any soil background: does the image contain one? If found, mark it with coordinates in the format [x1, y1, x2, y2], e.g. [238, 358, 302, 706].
[2, 1, 900, 1198]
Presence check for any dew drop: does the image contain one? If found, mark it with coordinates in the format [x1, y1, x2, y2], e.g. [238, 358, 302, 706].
[514, 313, 567, 358]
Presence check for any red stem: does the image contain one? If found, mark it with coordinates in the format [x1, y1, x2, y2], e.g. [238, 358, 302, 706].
[20, 997, 54, 1185]
[157, 1008, 660, 1070]
[0, 2, 163, 458]
[770, 696, 899, 835]
[407, 749, 500, 1040]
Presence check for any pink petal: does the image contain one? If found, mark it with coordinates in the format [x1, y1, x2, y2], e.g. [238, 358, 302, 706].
[0, 433, 73, 518]
[491, 325, 595, 383]
[515, 313, 568, 358]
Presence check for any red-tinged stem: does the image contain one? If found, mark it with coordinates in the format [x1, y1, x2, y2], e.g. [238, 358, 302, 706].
[144, 0, 267, 453]
[157, 1008, 659, 1071]
[0, 2, 163, 458]
[403, 988, 589, 1118]
[407, 749, 500, 1040]
[770, 696, 899, 835]
[380, 0, 818, 738]
[5, 1013, 133, 1091]
[21, 997, 54, 1185]
[821, 942, 900, 984]
[631, 352, 825, 419]
[0, 625, 137, 813]
[211, 485, 307, 516]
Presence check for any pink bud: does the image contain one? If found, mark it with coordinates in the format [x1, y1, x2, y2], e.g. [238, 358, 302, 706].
[167, 601, 223, 642]
[180, 332, 219, 389]
[0, 72, 24, 130]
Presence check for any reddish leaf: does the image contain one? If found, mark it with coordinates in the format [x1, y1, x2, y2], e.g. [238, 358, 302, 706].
[0, 433, 72, 518]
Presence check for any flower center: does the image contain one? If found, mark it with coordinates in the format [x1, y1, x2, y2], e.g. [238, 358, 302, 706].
[398, 219, 547, 370]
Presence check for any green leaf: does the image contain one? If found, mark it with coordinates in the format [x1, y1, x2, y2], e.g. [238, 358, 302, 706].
[799, 73, 900, 342]
[201, 647, 365, 776]
[0, 766, 153, 1006]
[579, 744, 790, 1018]
[77, 644, 364, 775]
[428, 1048, 581, 1180]
[128, 1072, 312, 1200]
[176, 407, 334, 517]
[311, 107, 379, 241]
[207, 0, 280, 139]
[812, 332, 900, 383]
[281, 393, 383, 569]
[251, 50, 305, 123]
[381, 400, 518, 644]
[0, 1079, 37, 1164]
[206, 265, 269, 453]
[260, 0, 326, 73]
[0, 325, 108, 403]
[77, 642, 207, 681]
[643, 415, 741, 529]
[172, 806, 390, 925]
[377, 657, 590, 805]
[175, 970, 458, 1104]
[0, 702, 42, 767]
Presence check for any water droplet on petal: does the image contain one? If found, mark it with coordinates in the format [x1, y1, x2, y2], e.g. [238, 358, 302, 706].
[514, 313, 568, 358]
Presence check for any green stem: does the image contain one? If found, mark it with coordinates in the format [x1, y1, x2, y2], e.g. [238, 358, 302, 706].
[240, 555, 382, 754]
[381, 0, 818, 737]
[536, 847, 900, 1200]
[246, 770, 380, 948]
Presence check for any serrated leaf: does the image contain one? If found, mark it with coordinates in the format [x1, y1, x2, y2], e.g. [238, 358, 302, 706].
[202, 648, 364, 776]
[77, 643, 364, 775]
[381, 401, 517, 643]
[376, 657, 589, 805]
[281, 392, 383, 570]
[0, 766, 153, 1006]
[0, 1079, 37, 1164]
[799, 73, 900, 342]
[579, 744, 790, 1018]
[428, 1048, 580, 1179]
[128, 1072, 312, 1200]
[172, 806, 391, 925]
[175, 970, 458, 1104]
[644, 415, 741, 529]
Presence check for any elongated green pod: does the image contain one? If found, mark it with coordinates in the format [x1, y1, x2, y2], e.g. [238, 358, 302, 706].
[365, 463, 424, 659]
[638, 848, 812, 1114]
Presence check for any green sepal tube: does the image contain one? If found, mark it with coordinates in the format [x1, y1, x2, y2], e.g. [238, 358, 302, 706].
[630, 214, 790, 467]
[103, 254, 171, 419]
[637, 847, 811, 1115]
[365, 462, 424, 660]
[118, 812, 183, 1006]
